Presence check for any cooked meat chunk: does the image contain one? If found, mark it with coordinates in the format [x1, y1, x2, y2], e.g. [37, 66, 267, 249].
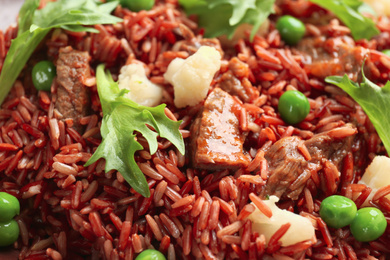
[263, 136, 308, 200]
[263, 124, 357, 200]
[305, 127, 356, 168]
[191, 88, 250, 170]
[297, 36, 368, 81]
[218, 71, 250, 102]
[55, 47, 91, 132]
[217, 58, 257, 103]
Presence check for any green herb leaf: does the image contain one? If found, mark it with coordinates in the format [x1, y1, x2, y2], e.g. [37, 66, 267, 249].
[243, 0, 275, 40]
[85, 65, 185, 197]
[17, 0, 40, 35]
[178, 0, 275, 40]
[0, 0, 122, 105]
[32, 0, 122, 32]
[326, 70, 390, 155]
[309, 0, 379, 40]
[0, 28, 51, 105]
[60, 25, 100, 33]
[178, 0, 207, 13]
[209, 0, 257, 26]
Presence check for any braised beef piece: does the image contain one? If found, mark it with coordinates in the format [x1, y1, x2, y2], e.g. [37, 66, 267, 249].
[55, 47, 91, 132]
[217, 57, 255, 103]
[263, 124, 357, 200]
[190, 88, 250, 170]
[218, 71, 251, 102]
[297, 36, 368, 81]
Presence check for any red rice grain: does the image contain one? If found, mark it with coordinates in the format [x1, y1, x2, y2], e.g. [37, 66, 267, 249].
[241, 219, 252, 251]
[199, 243, 217, 260]
[249, 192, 272, 218]
[132, 234, 143, 253]
[89, 211, 105, 237]
[0, 2, 389, 259]
[198, 201, 210, 230]
[317, 218, 333, 248]
[216, 221, 243, 238]
[160, 213, 180, 238]
[171, 194, 195, 209]
[208, 200, 220, 230]
[159, 235, 171, 254]
[372, 184, 390, 201]
[46, 248, 62, 260]
[222, 235, 242, 244]
[267, 223, 291, 254]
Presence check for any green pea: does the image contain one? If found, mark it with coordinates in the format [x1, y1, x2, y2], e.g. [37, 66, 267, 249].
[0, 192, 20, 222]
[135, 249, 166, 260]
[350, 207, 387, 242]
[119, 0, 155, 12]
[278, 90, 310, 125]
[32, 60, 56, 91]
[0, 220, 20, 247]
[319, 195, 357, 229]
[382, 49, 390, 56]
[276, 15, 306, 45]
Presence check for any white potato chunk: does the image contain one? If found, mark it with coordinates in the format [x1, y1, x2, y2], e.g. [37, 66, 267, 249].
[358, 156, 390, 206]
[164, 46, 221, 108]
[118, 63, 162, 107]
[247, 196, 315, 247]
[363, 0, 390, 16]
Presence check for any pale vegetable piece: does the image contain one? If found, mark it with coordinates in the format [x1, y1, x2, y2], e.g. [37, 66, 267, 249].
[363, 0, 390, 16]
[358, 156, 390, 206]
[118, 64, 163, 107]
[247, 196, 315, 247]
[164, 46, 221, 108]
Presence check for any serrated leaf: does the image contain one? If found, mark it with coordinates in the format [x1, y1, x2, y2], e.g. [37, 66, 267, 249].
[0, 28, 50, 105]
[17, 0, 40, 36]
[179, 0, 275, 40]
[85, 65, 185, 197]
[31, 0, 122, 32]
[326, 69, 390, 155]
[0, 0, 122, 105]
[309, 0, 379, 40]
[208, 0, 257, 26]
[244, 0, 275, 40]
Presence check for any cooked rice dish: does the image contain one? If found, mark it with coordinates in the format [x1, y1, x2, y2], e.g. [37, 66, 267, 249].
[1, 0, 390, 259]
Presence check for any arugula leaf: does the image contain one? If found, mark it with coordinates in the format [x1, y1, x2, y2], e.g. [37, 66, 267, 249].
[209, 0, 257, 26]
[17, 0, 40, 35]
[309, 0, 379, 40]
[0, 0, 122, 105]
[244, 0, 275, 40]
[59, 25, 100, 34]
[85, 65, 185, 197]
[178, 0, 275, 40]
[326, 71, 390, 155]
[178, 0, 207, 13]
[0, 28, 51, 104]
[32, 0, 121, 32]
[343, 0, 376, 15]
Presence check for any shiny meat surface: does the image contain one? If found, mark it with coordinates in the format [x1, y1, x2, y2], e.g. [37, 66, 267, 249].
[190, 88, 250, 170]
[297, 36, 368, 81]
[263, 124, 357, 200]
[55, 47, 91, 132]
